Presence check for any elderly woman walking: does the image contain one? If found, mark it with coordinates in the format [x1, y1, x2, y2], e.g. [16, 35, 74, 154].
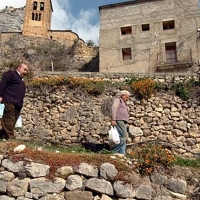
[111, 90, 130, 155]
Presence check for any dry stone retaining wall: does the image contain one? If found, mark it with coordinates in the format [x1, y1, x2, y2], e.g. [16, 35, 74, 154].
[14, 74, 200, 158]
[0, 144, 197, 200]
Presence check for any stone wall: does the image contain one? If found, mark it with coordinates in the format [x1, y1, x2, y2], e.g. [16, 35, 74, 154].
[0, 143, 198, 200]
[14, 74, 200, 158]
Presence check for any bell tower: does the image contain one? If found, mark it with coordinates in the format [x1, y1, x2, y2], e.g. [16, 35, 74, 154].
[22, 0, 53, 37]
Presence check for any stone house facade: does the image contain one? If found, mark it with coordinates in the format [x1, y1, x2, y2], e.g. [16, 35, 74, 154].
[99, 0, 200, 73]
[22, 0, 84, 47]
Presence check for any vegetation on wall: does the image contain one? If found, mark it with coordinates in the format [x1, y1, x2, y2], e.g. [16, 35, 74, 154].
[129, 142, 176, 175]
[30, 75, 200, 101]
[170, 77, 199, 101]
[130, 78, 156, 100]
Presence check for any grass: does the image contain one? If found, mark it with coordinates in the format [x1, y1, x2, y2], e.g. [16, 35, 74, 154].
[174, 157, 200, 168]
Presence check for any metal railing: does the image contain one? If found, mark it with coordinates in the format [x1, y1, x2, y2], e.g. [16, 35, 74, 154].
[157, 49, 192, 65]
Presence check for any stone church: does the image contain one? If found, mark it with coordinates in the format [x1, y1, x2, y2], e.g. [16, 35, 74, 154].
[22, 0, 84, 47]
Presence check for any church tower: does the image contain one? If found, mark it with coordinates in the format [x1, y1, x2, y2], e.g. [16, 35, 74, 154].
[22, 0, 53, 38]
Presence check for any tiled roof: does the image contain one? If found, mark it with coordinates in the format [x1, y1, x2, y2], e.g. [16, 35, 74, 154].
[99, 0, 163, 10]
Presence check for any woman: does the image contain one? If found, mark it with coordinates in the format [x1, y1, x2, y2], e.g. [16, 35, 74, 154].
[111, 90, 130, 155]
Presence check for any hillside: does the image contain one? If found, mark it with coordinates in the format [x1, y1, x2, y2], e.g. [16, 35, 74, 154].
[0, 6, 24, 32]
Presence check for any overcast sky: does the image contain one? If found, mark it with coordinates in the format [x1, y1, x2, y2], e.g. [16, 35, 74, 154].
[0, 0, 128, 44]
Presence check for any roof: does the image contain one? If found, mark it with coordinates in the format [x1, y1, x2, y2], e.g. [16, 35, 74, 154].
[99, 0, 163, 10]
[50, 0, 53, 12]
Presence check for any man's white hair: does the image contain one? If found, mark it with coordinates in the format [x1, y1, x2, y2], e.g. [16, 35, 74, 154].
[120, 90, 130, 96]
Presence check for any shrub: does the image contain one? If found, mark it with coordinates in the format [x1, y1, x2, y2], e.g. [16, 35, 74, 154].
[86, 40, 95, 47]
[31, 76, 67, 86]
[67, 77, 105, 95]
[130, 143, 176, 175]
[130, 78, 156, 100]
[171, 78, 199, 101]
[154, 82, 165, 92]
[85, 81, 105, 95]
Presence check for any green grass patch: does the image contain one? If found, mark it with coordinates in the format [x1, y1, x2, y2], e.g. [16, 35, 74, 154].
[174, 157, 200, 168]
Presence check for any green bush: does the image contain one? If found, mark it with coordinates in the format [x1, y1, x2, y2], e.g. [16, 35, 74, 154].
[85, 81, 105, 95]
[171, 78, 198, 101]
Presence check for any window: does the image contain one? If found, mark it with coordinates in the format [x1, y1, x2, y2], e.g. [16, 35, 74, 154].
[32, 12, 34, 20]
[39, 13, 41, 21]
[122, 48, 132, 60]
[121, 26, 132, 35]
[142, 24, 150, 31]
[163, 20, 175, 30]
[35, 13, 38, 21]
[33, 1, 37, 10]
[40, 2, 44, 11]
[32, 12, 41, 21]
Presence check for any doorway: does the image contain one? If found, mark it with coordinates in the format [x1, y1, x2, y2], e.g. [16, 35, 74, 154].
[165, 42, 177, 63]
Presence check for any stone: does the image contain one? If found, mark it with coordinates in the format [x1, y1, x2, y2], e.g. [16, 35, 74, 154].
[86, 178, 113, 196]
[113, 181, 135, 198]
[100, 162, 118, 181]
[65, 175, 83, 190]
[64, 191, 93, 200]
[7, 178, 30, 197]
[25, 162, 50, 178]
[55, 166, 73, 179]
[76, 163, 98, 177]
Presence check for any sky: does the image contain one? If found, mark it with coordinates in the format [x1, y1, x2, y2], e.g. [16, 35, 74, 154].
[0, 0, 128, 45]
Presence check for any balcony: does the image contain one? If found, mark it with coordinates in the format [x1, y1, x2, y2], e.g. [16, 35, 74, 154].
[157, 49, 193, 71]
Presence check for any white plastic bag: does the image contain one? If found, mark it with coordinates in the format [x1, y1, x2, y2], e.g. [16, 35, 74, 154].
[0, 104, 5, 118]
[15, 115, 22, 129]
[108, 126, 120, 145]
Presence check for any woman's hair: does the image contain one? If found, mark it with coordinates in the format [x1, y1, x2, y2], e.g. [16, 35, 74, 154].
[120, 90, 130, 96]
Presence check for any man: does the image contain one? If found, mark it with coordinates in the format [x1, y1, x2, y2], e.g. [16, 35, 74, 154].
[0, 63, 28, 140]
[111, 90, 130, 155]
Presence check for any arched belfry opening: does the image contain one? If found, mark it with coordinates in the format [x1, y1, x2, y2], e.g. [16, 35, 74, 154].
[22, 0, 53, 37]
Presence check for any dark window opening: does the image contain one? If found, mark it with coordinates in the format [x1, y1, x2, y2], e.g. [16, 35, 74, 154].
[32, 12, 41, 21]
[50, 36, 53, 40]
[121, 26, 132, 35]
[40, 2, 44, 11]
[122, 48, 132, 60]
[163, 20, 175, 30]
[35, 13, 38, 21]
[142, 24, 150, 31]
[33, 1, 37, 10]
[32, 12, 34, 20]
[165, 42, 177, 63]
[39, 13, 41, 21]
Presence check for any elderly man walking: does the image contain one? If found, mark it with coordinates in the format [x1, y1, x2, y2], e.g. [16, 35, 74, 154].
[0, 63, 28, 140]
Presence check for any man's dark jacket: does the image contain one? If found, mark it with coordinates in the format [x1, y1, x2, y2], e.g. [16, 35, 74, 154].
[0, 70, 26, 107]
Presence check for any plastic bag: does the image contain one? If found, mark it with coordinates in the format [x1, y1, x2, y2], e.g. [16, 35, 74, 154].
[108, 126, 120, 145]
[15, 116, 22, 129]
[0, 104, 5, 118]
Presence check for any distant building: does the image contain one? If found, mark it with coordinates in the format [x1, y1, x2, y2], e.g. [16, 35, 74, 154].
[23, 0, 84, 46]
[99, 0, 200, 73]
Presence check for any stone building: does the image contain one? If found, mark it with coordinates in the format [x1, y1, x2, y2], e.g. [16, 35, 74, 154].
[99, 0, 200, 73]
[22, 0, 84, 46]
